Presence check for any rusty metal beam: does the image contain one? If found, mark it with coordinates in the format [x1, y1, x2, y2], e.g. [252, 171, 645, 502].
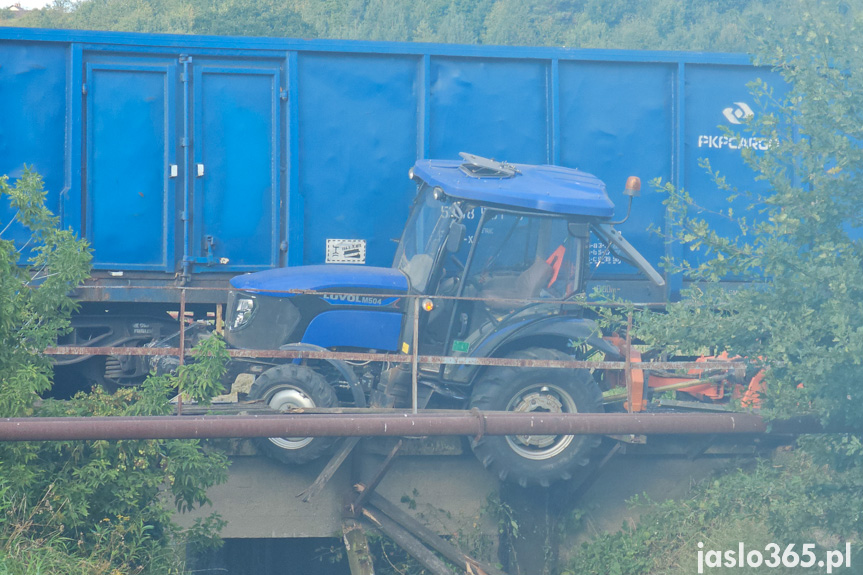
[362, 507, 452, 575]
[72, 282, 668, 308]
[43, 345, 744, 372]
[298, 437, 361, 502]
[366, 492, 509, 575]
[177, 289, 186, 415]
[0, 412, 794, 442]
[350, 440, 403, 515]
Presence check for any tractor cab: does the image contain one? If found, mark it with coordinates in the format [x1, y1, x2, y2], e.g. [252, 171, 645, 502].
[395, 154, 662, 373]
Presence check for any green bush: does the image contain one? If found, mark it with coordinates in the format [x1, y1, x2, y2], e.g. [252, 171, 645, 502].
[1, 169, 229, 574]
[568, 449, 860, 575]
[576, 4, 863, 572]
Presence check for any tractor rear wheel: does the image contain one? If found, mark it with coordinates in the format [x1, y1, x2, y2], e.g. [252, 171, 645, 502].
[469, 347, 603, 487]
[248, 364, 339, 465]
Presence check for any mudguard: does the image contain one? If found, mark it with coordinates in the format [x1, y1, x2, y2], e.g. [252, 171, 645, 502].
[449, 315, 622, 385]
[278, 343, 367, 408]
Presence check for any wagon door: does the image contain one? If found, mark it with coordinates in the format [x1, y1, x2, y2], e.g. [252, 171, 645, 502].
[191, 60, 283, 272]
[83, 58, 178, 271]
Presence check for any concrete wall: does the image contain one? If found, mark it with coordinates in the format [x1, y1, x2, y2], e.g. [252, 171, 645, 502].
[177, 436, 769, 548]
[177, 439, 499, 539]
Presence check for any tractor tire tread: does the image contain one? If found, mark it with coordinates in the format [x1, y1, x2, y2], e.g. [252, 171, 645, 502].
[248, 364, 338, 465]
[469, 347, 602, 487]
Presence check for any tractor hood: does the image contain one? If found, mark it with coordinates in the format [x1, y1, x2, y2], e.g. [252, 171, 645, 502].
[230, 265, 409, 297]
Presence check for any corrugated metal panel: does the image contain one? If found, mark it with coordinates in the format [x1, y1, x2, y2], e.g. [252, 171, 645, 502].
[0, 41, 67, 245]
[682, 64, 786, 273]
[428, 57, 550, 164]
[559, 60, 675, 278]
[297, 53, 420, 268]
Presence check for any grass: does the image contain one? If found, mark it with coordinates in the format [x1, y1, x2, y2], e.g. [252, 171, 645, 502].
[0, 486, 126, 575]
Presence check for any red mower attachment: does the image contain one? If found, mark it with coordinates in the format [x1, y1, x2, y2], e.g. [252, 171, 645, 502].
[646, 353, 765, 410]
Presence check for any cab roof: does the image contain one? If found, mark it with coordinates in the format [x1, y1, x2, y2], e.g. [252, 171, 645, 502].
[411, 154, 616, 218]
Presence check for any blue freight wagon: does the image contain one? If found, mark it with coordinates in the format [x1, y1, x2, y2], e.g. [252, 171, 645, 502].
[0, 27, 784, 388]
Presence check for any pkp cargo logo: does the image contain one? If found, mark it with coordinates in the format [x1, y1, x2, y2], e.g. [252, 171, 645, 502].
[697, 101, 770, 151]
[722, 102, 755, 125]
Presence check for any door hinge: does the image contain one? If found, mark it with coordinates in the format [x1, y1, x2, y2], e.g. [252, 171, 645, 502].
[280, 88, 288, 102]
[82, 83, 87, 95]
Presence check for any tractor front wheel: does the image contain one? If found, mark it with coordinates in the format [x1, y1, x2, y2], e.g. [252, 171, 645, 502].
[248, 364, 339, 465]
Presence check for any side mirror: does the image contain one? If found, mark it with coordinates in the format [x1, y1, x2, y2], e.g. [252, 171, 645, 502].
[447, 223, 466, 253]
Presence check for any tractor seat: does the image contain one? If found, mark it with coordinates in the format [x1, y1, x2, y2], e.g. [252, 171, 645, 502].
[479, 259, 553, 311]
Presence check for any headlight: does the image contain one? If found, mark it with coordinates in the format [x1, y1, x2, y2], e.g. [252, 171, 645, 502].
[231, 295, 257, 330]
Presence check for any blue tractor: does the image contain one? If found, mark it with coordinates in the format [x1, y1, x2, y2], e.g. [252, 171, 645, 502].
[224, 154, 664, 486]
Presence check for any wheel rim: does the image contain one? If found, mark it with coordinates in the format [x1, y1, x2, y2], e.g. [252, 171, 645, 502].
[504, 383, 577, 460]
[267, 386, 317, 450]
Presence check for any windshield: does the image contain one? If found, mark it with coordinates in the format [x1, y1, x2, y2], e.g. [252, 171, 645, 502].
[395, 185, 456, 292]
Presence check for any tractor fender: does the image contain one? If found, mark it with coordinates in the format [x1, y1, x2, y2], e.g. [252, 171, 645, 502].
[479, 316, 622, 360]
[452, 316, 622, 385]
[277, 343, 367, 408]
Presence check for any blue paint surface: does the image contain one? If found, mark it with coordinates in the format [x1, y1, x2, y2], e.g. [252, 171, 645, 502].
[559, 61, 674, 277]
[297, 53, 419, 268]
[428, 58, 549, 164]
[0, 42, 67, 249]
[301, 310, 403, 351]
[86, 61, 174, 269]
[230, 264, 408, 295]
[194, 62, 281, 270]
[683, 64, 788, 275]
[411, 159, 614, 217]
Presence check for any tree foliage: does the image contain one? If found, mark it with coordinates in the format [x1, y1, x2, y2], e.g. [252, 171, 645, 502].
[3, 0, 795, 53]
[568, 448, 862, 575]
[0, 169, 91, 418]
[17, 0, 314, 38]
[625, 0, 863, 547]
[0, 171, 229, 574]
[638, 0, 863, 431]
